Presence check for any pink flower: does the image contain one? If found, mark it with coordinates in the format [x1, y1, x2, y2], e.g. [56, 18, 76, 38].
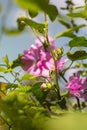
[66, 72, 83, 98]
[81, 77, 87, 101]
[21, 36, 67, 77]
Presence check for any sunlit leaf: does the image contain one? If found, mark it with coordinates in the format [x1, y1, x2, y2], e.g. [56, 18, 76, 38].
[69, 36, 87, 48]
[67, 12, 83, 18]
[20, 74, 37, 81]
[67, 50, 87, 61]
[0, 67, 7, 72]
[16, 0, 40, 11]
[2, 55, 9, 66]
[3, 28, 23, 35]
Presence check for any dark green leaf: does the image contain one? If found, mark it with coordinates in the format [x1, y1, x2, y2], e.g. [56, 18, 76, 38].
[58, 98, 67, 109]
[69, 36, 87, 48]
[58, 19, 71, 28]
[31, 82, 47, 104]
[11, 55, 22, 69]
[82, 63, 87, 68]
[67, 50, 87, 61]
[46, 4, 58, 21]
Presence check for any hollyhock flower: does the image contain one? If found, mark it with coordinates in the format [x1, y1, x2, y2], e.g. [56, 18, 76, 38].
[81, 77, 87, 101]
[21, 36, 67, 77]
[66, 72, 83, 98]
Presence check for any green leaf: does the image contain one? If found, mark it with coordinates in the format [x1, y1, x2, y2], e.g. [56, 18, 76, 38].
[20, 74, 37, 81]
[54, 24, 85, 39]
[46, 4, 58, 21]
[67, 50, 87, 61]
[28, 9, 39, 18]
[58, 98, 67, 109]
[16, 0, 58, 21]
[31, 82, 47, 104]
[58, 19, 71, 28]
[83, 63, 87, 68]
[17, 17, 46, 34]
[61, 32, 76, 38]
[11, 55, 22, 69]
[3, 28, 23, 35]
[16, 0, 40, 12]
[67, 5, 87, 19]
[67, 12, 83, 18]
[69, 36, 87, 48]
[2, 55, 9, 65]
[0, 67, 7, 72]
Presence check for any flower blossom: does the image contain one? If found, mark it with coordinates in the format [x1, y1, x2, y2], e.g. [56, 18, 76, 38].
[21, 36, 67, 77]
[66, 72, 83, 98]
[66, 72, 87, 100]
[81, 77, 87, 101]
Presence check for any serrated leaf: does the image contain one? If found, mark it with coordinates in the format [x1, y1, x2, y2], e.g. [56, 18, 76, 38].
[67, 50, 87, 61]
[69, 36, 87, 48]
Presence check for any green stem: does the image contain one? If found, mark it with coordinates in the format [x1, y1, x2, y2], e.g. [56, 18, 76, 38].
[46, 36, 61, 100]
[59, 72, 67, 83]
[54, 24, 85, 40]
[43, 12, 61, 99]
[44, 13, 47, 22]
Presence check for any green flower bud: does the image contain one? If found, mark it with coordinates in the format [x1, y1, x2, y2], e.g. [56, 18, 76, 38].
[53, 47, 64, 61]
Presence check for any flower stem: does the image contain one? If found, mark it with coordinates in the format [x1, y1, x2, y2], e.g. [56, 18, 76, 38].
[46, 36, 61, 100]
[43, 12, 61, 100]
[76, 97, 81, 111]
